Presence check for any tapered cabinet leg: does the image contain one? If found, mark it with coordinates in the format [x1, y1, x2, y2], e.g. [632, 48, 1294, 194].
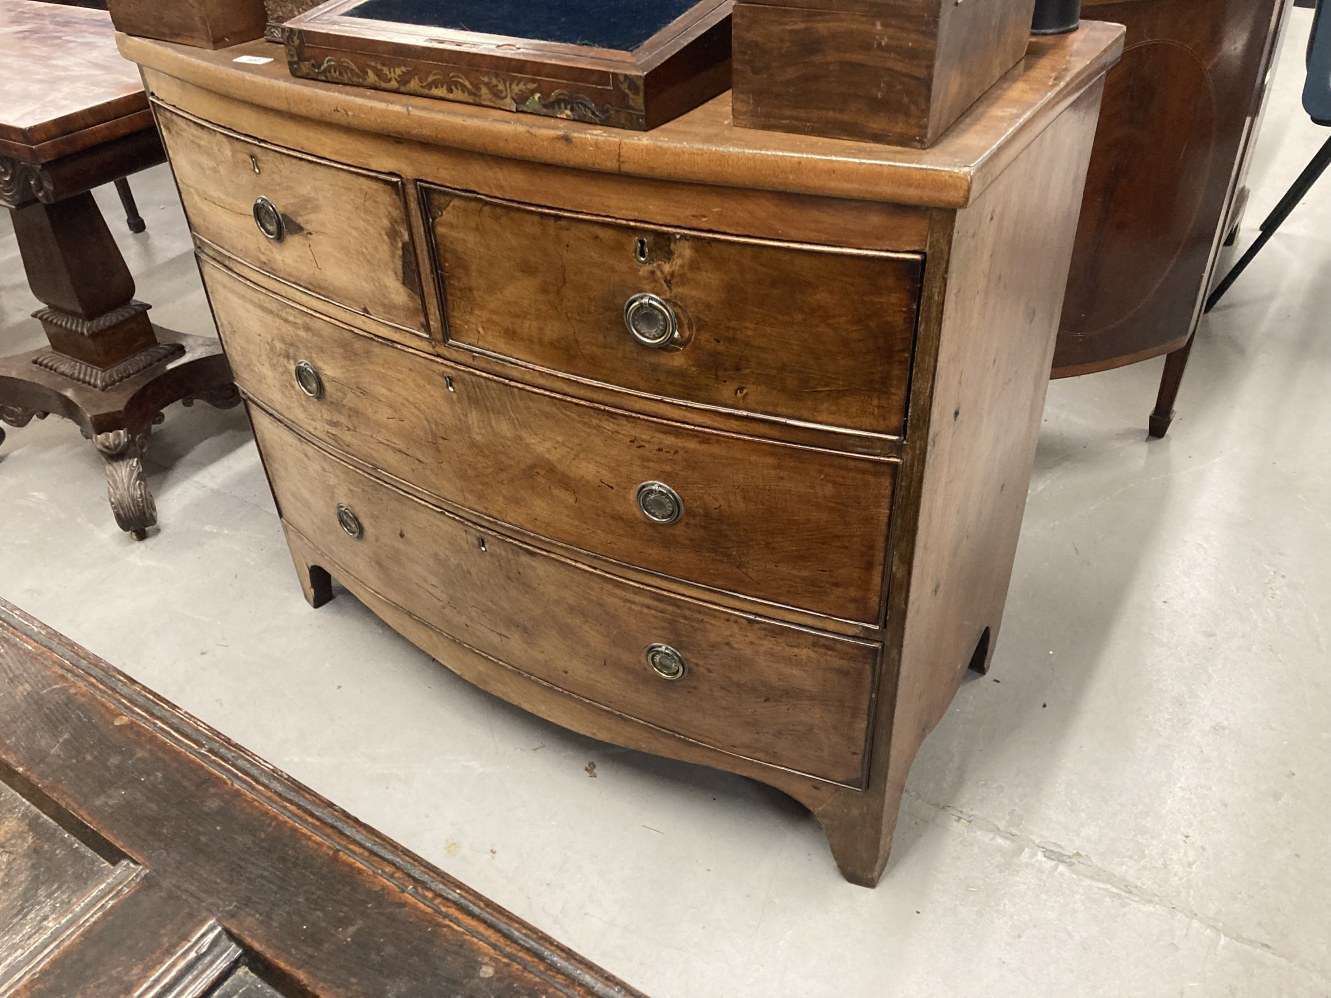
[113, 177, 146, 234]
[812, 783, 905, 888]
[93, 428, 155, 540]
[1149, 336, 1194, 438]
[280, 522, 335, 608]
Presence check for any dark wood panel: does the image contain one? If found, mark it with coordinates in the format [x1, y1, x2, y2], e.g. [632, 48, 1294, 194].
[0, 783, 115, 983]
[1053, 0, 1287, 375]
[0, 598, 642, 996]
[15, 875, 240, 997]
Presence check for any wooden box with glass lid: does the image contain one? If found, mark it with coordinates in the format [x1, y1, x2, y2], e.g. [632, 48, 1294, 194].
[116, 20, 1122, 885]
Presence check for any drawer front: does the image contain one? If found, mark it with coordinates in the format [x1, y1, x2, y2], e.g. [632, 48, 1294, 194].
[425, 187, 922, 437]
[207, 263, 896, 623]
[155, 104, 426, 336]
[253, 407, 878, 787]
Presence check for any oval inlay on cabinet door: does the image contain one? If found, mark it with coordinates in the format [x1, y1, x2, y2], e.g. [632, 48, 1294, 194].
[1053, 0, 1287, 376]
[1060, 40, 1215, 340]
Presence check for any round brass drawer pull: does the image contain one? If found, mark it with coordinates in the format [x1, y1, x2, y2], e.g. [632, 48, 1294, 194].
[294, 360, 324, 399]
[253, 196, 285, 241]
[636, 481, 683, 525]
[336, 503, 363, 540]
[623, 293, 680, 349]
[645, 643, 687, 682]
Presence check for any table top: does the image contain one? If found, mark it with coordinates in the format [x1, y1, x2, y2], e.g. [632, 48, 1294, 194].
[121, 21, 1124, 209]
[0, 1, 151, 163]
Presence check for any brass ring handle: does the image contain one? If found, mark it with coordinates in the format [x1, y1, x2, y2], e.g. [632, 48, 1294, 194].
[645, 643, 687, 682]
[336, 503, 363, 540]
[294, 360, 324, 399]
[623, 293, 682, 349]
[253, 196, 285, 241]
[636, 481, 683, 525]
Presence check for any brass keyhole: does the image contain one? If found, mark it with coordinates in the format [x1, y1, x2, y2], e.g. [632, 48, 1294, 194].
[634, 237, 649, 263]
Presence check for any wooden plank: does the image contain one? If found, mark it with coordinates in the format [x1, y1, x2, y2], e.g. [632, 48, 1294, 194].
[14, 875, 241, 997]
[0, 598, 642, 997]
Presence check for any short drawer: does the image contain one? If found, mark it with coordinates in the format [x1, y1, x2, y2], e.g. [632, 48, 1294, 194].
[424, 187, 923, 437]
[206, 263, 896, 623]
[154, 104, 426, 337]
[252, 406, 878, 788]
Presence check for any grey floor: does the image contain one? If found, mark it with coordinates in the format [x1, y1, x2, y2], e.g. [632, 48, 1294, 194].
[3, 13, 1329, 997]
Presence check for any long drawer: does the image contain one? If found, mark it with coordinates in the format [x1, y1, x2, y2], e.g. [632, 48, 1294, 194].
[206, 263, 896, 624]
[252, 407, 878, 787]
[424, 187, 922, 437]
[154, 104, 426, 338]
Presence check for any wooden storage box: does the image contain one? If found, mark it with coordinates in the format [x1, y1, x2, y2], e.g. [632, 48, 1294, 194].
[108, 0, 266, 48]
[264, 0, 325, 41]
[732, 0, 1037, 148]
[283, 0, 733, 130]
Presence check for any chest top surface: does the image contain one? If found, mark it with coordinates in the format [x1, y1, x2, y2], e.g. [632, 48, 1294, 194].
[120, 20, 1123, 209]
[0, 1, 149, 157]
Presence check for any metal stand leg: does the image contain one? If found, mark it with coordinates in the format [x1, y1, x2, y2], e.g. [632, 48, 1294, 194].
[113, 177, 146, 234]
[1206, 134, 1331, 313]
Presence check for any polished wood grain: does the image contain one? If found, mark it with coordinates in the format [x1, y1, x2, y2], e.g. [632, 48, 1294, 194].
[254, 408, 880, 787]
[205, 263, 898, 624]
[427, 187, 922, 438]
[732, 0, 1035, 147]
[284, 0, 732, 130]
[0, 598, 641, 996]
[0, 2, 151, 164]
[107, 0, 265, 49]
[155, 105, 427, 340]
[816, 83, 1106, 885]
[122, 25, 1124, 210]
[121, 26, 1120, 885]
[1053, 0, 1288, 377]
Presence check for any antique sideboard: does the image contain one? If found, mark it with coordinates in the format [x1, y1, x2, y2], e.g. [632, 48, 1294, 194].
[119, 24, 1123, 886]
[1053, 0, 1289, 435]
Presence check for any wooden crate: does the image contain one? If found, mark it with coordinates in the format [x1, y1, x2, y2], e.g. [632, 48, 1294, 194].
[108, 0, 266, 48]
[732, 0, 1037, 148]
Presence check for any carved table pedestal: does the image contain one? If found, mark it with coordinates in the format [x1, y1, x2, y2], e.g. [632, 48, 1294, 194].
[0, 1, 237, 538]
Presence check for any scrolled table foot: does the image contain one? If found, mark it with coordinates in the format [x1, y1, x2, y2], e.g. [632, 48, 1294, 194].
[94, 429, 156, 540]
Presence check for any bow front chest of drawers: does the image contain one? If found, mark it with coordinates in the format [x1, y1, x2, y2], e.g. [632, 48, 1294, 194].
[120, 24, 1122, 886]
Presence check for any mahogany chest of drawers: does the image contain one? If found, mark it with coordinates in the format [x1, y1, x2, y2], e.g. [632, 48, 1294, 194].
[121, 24, 1122, 886]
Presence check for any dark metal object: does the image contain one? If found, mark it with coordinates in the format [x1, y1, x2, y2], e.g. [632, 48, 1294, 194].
[253, 196, 284, 241]
[294, 359, 324, 399]
[645, 643, 688, 681]
[336, 503, 363, 539]
[1031, 0, 1080, 34]
[623, 293, 680, 349]
[1205, 134, 1331, 313]
[635, 481, 683, 525]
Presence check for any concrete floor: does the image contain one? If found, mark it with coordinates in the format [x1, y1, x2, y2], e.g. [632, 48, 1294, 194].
[2, 14, 1329, 997]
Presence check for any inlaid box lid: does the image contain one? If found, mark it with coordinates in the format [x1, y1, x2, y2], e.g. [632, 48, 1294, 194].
[283, 0, 733, 130]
